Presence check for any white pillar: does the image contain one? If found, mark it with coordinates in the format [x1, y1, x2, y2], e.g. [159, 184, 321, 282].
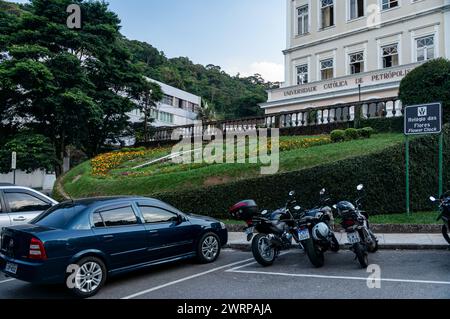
[445, 0, 450, 59]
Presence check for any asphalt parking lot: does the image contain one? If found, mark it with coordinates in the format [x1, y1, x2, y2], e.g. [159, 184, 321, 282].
[0, 249, 449, 299]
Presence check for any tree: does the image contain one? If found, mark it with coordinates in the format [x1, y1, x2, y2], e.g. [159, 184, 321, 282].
[130, 78, 163, 143]
[0, 133, 57, 174]
[0, 0, 145, 175]
[399, 58, 450, 123]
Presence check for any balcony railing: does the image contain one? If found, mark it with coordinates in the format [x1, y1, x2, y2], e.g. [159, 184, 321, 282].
[146, 96, 402, 142]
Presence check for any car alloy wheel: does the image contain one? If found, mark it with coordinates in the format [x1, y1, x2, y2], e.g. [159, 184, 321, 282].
[201, 235, 219, 261]
[75, 261, 103, 294]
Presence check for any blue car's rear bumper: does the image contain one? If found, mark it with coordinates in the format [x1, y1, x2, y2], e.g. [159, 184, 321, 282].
[0, 253, 66, 284]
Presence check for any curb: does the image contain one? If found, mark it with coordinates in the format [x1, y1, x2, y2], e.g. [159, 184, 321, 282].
[224, 243, 450, 251]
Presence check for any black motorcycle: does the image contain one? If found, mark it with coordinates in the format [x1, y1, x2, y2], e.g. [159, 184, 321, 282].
[229, 191, 302, 266]
[334, 184, 378, 268]
[430, 191, 450, 245]
[297, 188, 339, 268]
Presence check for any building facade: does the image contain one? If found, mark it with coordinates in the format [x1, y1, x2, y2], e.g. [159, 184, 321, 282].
[127, 78, 201, 127]
[261, 0, 450, 114]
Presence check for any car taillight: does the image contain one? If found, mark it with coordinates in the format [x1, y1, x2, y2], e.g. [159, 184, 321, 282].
[28, 237, 47, 260]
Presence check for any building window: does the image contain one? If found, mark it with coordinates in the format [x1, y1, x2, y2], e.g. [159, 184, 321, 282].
[381, 44, 399, 68]
[349, 52, 364, 74]
[296, 64, 308, 85]
[297, 5, 309, 35]
[349, 0, 364, 20]
[381, 0, 398, 10]
[320, 0, 334, 29]
[161, 94, 173, 106]
[416, 35, 434, 62]
[320, 58, 334, 80]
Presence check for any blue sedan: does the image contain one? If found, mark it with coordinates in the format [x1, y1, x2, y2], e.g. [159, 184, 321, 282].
[0, 197, 228, 297]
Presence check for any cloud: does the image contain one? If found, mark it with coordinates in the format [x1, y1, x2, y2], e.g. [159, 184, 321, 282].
[226, 61, 284, 82]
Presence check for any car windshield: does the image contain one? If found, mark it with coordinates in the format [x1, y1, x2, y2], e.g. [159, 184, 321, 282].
[31, 202, 86, 229]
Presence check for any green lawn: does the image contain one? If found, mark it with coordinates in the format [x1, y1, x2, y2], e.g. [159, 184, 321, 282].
[221, 211, 440, 226]
[62, 133, 404, 198]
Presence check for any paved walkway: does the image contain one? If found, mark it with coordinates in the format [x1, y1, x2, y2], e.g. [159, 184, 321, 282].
[226, 232, 449, 250]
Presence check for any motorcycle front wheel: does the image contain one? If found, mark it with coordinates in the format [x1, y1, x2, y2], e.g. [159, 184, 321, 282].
[353, 243, 369, 268]
[303, 238, 325, 268]
[252, 233, 276, 267]
[442, 224, 450, 245]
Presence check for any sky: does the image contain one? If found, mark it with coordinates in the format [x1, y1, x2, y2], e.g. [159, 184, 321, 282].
[6, 0, 286, 82]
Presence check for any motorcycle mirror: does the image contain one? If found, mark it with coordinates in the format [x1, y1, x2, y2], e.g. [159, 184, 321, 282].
[333, 204, 337, 209]
[289, 191, 295, 197]
[294, 206, 301, 211]
[261, 210, 269, 215]
[429, 196, 437, 202]
[320, 188, 326, 195]
[357, 184, 364, 191]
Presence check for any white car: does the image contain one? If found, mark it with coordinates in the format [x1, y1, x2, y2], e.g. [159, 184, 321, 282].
[0, 184, 58, 227]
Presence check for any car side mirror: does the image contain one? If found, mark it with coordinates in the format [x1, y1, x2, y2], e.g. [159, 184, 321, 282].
[175, 214, 184, 224]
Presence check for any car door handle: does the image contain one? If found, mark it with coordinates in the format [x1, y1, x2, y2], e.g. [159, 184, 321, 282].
[13, 216, 26, 222]
[148, 230, 158, 234]
[103, 235, 114, 240]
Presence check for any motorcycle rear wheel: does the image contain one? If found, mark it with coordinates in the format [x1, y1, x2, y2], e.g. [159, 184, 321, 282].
[353, 243, 369, 268]
[442, 225, 450, 245]
[367, 231, 379, 253]
[330, 233, 340, 252]
[252, 234, 276, 267]
[303, 238, 325, 268]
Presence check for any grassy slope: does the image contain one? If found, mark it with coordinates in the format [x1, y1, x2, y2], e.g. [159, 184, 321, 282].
[62, 133, 404, 198]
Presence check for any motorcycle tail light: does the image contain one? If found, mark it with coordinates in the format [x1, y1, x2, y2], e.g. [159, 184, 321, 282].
[343, 219, 355, 227]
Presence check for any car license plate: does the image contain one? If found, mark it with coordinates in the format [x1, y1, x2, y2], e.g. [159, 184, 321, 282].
[347, 232, 360, 244]
[5, 262, 17, 274]
[245, 227, 254, 235]
[298, 229, 310, 241]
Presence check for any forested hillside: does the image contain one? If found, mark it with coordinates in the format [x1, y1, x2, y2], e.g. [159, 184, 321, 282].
[123, 39, 279, 119]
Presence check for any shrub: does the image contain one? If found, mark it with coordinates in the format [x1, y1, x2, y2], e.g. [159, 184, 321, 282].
[399, 58, 450, 123]
[153, 125, 449, 219]
[358, 127, 375, 138]
[359, 117, 403, 133]
[330, 130, 345, 143]
[344, 128, 359, 141]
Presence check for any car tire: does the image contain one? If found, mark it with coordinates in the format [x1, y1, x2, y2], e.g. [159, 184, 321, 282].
[196, 232, 221, 264]
[67, 256, 107, 298]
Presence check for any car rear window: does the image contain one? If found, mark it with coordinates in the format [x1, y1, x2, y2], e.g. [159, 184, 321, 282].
[31, 203, 85, 229]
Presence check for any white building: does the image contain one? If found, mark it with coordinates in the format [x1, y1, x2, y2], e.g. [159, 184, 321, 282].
[127, 78, 201, 127]
[261, 0, 450, 114]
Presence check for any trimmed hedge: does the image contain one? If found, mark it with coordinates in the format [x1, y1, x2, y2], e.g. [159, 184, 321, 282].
[152, 125, 449, 219]
[344, 128, 359, 140]
[359, 117, 404, 133]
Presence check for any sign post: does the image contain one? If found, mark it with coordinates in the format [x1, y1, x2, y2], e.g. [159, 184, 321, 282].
[11, 151, 17, 185]
[404, 103, 443, 216]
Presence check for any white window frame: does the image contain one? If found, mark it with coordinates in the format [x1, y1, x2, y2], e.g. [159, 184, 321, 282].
[380, 0, 400, 11]
[415, 35, 435, 62]
[318, 0, 335, 30]
[296, 63, 309, 85]
[381, 43, 400, 68]
[320, 58, 334, 80]
[296, 4, 310, 36]
[348, 51, 366, 75]
[347, 0, 365, 21]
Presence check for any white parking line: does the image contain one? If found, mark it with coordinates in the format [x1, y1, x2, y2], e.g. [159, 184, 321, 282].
[225, 251, 293, 272]
[0, 278, 15, 285]
[228, 269, 450, 286]
[121, 257, 255, 299]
